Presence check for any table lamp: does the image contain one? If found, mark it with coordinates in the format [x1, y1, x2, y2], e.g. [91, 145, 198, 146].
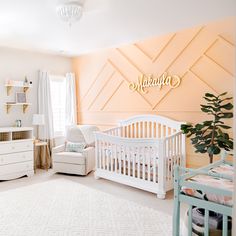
[32, 114, 45, 141]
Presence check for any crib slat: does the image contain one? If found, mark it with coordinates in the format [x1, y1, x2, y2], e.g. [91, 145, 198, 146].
[153, 146, 156, 183]
[137, 147, 140, 179]
[142, 147, 145, 180]
[147, 147, 151, 181]
[102, 142, 105, 169]
[177, 134, 180, 167]
[188, 205, 192, 236]
[180, 135, 183, 167]
[147, 122, 150, 138]
[159, 124, 161, 138]
[119, 145, 122, 174]
[123, 146, 126, 175]
[170, 138, 173, 181]
[151, 122, 154, 138]
[204, 209, 209, 236]
[127, 146, 131, 176]
[223, 215, 228, 236]
[97, 140, 100, 169]
[132, 148, 136, 177]
[167, 140, 170, 181]
[106, 142, 109, 171]
[130, 124, 133, 138]
[139, 122, 141, 138]
[114, 144, 117, 173]
[174, 136, 176, 165]
[111, 143, 113, 172]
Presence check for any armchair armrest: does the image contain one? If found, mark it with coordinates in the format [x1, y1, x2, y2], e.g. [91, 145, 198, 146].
[52, 144, 65, 154]
[82, 146, 95, 174]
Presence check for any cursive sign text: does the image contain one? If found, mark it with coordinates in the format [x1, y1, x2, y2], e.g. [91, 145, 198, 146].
[129, 72, 181, 94]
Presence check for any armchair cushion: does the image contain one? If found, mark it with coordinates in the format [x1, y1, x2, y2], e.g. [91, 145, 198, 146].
[65, 142, 86, 153]
[53, 152, 86, 165]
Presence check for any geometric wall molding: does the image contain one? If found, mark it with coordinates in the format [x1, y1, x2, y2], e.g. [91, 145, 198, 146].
[73, 17, 235, 167]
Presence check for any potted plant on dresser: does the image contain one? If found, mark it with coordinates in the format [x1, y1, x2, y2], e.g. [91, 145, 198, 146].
[181, 92, 233, 164]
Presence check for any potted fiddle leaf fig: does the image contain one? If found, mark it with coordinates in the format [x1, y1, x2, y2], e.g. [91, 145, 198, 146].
[181, 92, 233, 164]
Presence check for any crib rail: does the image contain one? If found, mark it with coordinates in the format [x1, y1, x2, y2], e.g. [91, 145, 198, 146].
[95, 129, 185, 198]
[164, 132, 185, 187]
[104, 127, 122, 136]
[95, 132, 160, 183]
[118, 115, 183, 139]
[173, 164, 233, 236]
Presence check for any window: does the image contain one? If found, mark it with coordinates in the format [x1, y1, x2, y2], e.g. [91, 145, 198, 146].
[50, 75, 66, 136]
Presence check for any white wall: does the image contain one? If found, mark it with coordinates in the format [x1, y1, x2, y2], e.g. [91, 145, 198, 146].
[0, 47, 72, 128]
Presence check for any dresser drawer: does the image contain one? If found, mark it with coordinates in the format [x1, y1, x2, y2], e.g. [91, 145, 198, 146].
[0, 151, 33, 165]
[0, 141, 33, 154]
[0, 161, 33, 175]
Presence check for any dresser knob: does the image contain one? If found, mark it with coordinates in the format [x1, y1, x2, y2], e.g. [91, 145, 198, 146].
[11, 146, 15, 150]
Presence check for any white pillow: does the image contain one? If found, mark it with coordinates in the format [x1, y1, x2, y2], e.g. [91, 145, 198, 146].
[65, 142, 86, 153]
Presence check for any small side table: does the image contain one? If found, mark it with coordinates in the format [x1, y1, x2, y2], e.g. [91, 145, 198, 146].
[34, 140, 50, 173]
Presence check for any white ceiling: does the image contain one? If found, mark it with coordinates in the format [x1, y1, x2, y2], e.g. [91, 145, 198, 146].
[0, 0, 235, 57]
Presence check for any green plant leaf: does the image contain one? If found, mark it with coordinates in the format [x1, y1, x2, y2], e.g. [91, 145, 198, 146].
[195, 124, 204, 130]
[220, 103, 233, 110]
[203, 97, 214, 102]
[205, 93, 217, 98]
[219, 92, 228, 97]
[207, 146, 221, 155]
[201, 108, 212, 113]
[221, 97, 233, 102]
[221, 113, 233, 118]
[217, 125, 231, 129]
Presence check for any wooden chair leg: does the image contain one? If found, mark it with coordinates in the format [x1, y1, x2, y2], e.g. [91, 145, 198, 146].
[46, 145, 51, 170]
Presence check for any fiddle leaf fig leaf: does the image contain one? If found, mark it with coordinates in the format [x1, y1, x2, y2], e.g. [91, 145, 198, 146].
[217, 125, 231, 129]
[207, 146, 221, 155]
[221, 113, 233, 118]
[219, 92, 228, 97]
[205, 93, 217, 98]
[220, 103, 233, 110]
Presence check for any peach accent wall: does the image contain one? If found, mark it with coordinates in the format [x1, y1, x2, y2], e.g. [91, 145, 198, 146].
[73, 18, 235, 168]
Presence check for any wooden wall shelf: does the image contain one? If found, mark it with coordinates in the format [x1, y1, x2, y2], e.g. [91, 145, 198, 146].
[5, 103, 32, 114]
[5, 84, 32, 96]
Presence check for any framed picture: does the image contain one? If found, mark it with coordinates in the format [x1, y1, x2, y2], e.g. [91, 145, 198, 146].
[16, 92, 26, 103]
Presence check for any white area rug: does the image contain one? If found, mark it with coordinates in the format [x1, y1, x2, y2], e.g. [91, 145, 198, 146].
[0, 179, 172, 236]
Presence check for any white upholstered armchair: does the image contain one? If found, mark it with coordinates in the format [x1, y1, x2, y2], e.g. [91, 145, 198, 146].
[52, 125, 99, 176]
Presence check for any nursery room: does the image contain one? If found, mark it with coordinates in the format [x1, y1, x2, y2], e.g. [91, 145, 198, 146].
[0, 0, 235, 235]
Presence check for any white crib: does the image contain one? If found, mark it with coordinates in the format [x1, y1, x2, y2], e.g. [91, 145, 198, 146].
[94, 115, 186, 199]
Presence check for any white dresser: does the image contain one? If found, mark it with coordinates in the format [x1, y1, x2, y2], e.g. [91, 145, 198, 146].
[0, 127, 34, 180]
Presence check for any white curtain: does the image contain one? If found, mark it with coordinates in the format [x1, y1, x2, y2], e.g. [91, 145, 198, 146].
[65, 73, 77, 126]
[38, 71, 54, 140]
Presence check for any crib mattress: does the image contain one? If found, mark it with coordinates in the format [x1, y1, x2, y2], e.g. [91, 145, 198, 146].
[181, 164, 233, 206]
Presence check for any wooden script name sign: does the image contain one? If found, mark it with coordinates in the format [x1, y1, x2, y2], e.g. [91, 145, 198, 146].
[129, 72, 181, 94]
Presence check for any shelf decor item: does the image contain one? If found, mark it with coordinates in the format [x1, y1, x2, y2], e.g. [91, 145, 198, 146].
[15, 119, 22, 127]
[16, 92, 26, 103]
[181, 92, 233, 163]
